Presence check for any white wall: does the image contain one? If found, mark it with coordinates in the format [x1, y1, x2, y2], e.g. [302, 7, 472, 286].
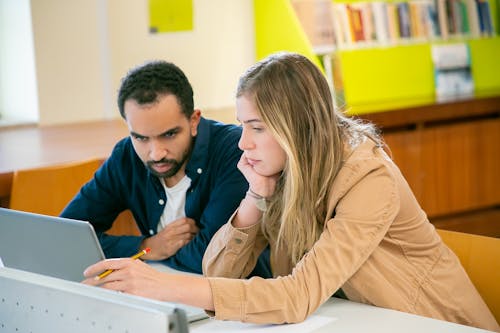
[0, 0, 39, 125]
[28, 0, 254, 126]
[108, 0, 255, 113]
[30, 0, 112, 125]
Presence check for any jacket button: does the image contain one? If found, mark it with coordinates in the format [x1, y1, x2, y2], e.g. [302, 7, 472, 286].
[159, 199, 165, 205]
[197, 168, 202, 174]
[149, 229, 154, 235]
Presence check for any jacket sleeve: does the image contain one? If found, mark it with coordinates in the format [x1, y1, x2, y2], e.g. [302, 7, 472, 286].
[202, 214, 269, 279]
[206, 158, 400, 324]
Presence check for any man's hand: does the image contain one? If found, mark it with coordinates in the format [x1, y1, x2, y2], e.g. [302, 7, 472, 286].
[140, 217, 199, 260]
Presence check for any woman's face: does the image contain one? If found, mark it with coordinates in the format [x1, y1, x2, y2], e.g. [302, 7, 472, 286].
[236, 95, 287, 177]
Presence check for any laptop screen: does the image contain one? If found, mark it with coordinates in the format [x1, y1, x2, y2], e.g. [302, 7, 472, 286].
[0, 208, 105, 282]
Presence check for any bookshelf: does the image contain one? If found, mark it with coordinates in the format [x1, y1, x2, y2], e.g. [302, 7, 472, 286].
[254, 0, 500, 237]
[254, 0, 500, 114]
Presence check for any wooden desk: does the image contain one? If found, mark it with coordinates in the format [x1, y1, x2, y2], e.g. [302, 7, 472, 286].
[0, 119, 129, 206]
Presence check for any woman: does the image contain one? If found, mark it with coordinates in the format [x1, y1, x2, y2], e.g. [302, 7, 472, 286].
[83, 52, 499, 331]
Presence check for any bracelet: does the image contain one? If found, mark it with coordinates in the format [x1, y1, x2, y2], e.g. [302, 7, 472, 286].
[246, 188, 267, 200]
[246, 189, 268, 212]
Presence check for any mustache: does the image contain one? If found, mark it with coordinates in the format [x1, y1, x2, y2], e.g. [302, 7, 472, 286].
[147, 158, 178, 165]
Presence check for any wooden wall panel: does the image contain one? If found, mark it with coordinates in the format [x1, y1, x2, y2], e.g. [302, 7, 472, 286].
[383, 118, 500, 220]
[382, 130, 423, 200]
[420, 119, 500, 217]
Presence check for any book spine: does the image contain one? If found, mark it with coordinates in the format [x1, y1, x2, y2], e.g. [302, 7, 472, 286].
[476, 0, 493, 35]
[452, 0, 464, 35]
[446, 0, 457, 34]
[334, 3, 354, 45]
[458, 0, 470, 34]
[427, 0, 441, 38]
[360, 2, 377, 42]
[347, 4, 366, 42]
[386, 2, 401, 41]
[466, 0, 481, 36]
[398, 2, 413, 38]
[331, 3, 346, 47]
[437, 0, 450, 38]
[372, 1, 390, 43]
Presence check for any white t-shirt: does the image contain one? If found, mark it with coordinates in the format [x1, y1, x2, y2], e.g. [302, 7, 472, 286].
[157, 175, 192, 232]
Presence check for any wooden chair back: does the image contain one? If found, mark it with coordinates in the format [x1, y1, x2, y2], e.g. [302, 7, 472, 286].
[9, 158, 103, 216]
[437, 229, 500, 322]
[9, 158, 140, 236]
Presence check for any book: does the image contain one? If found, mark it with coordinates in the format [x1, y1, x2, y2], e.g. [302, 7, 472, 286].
[426, 0, 441, 38]
[410, 1, 427, 38]
[446, 0, 457, 34]
[436, 0, 450, 39]
[466, 0, 481, 36]
[386, 2, 401, 41]
[347, 3, 366, 41]
[291, 0, 336, 50]
[458, 0, 471, 34]
[372, 1, 390, 43]
[359, 2, 377, 42]
[476, 0, 493, 35]
[431, 43, 474, 101]
[398, 2, 413, 38]
[333, 3, 354, 46]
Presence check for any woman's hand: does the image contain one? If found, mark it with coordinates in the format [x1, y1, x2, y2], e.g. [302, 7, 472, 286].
[82, 259, 215, 311]
[237, 153, 280, 198]
[233, 153, 281, 228]
[82, 258, 170, 301]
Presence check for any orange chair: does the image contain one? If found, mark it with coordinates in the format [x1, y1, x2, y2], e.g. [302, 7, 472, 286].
[9, 157, 139, 236]
[437, 229, 500, 323]
[9, 158, 103, 216]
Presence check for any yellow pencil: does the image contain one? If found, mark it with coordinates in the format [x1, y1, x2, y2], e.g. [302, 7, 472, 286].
[96, 247, 151, 280]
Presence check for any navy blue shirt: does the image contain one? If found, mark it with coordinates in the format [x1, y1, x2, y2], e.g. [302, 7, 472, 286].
[61, 117, 270, 276]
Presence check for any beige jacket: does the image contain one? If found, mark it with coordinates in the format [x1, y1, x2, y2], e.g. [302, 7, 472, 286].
[202, 139, 499, 332]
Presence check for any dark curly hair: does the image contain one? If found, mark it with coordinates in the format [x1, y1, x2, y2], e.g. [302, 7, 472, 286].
[117, 60, 194, 119]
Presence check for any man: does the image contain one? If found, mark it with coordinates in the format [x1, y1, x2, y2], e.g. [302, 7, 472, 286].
[62, 60, 269, 276]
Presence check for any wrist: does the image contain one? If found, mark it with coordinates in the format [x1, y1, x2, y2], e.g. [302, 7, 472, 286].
[232, 196, 265, 228]
[246, 189, 268, 212]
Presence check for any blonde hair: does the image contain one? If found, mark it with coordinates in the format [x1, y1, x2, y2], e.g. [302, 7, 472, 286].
[237, 52, 381, 264]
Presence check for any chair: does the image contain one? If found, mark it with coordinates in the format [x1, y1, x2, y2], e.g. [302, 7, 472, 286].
[9, 158, 104, 216]
[9, 158, 140, 236]
[437, 229, 500, 323]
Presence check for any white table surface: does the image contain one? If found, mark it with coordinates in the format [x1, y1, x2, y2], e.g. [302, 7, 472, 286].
[150, 262, 493, 333]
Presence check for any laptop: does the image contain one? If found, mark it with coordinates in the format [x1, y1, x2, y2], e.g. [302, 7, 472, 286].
[0, 207, 105, 282]
[0, 207, 208, 322]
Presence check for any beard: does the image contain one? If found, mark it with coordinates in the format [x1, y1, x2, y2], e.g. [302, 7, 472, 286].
[146, 138, 194, 179]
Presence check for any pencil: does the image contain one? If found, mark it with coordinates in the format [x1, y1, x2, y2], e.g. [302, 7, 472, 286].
[96, 247, 151, 280]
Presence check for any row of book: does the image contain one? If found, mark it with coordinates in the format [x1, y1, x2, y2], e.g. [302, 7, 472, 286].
[291, 0, 496, 50]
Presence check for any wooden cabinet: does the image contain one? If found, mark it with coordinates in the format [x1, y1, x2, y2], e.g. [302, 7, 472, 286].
[360, 95, 500, 237]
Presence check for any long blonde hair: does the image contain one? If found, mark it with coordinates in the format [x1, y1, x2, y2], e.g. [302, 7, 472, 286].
[236, 52, 380, 264]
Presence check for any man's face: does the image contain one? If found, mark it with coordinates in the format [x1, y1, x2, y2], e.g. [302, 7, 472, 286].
[124, 94, 200, 186]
